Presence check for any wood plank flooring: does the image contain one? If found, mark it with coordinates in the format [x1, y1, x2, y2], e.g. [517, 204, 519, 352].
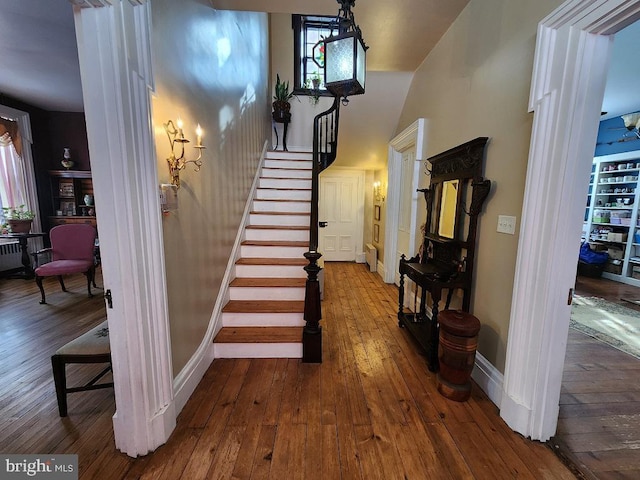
[552, 275, 640, 479]
[0, 263, 575, 479]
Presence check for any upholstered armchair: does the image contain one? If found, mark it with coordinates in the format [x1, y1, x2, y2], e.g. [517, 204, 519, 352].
[35, 224, 97, 304]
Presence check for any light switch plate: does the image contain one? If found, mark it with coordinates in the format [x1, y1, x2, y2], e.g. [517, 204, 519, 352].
[497, 215, 517, 235]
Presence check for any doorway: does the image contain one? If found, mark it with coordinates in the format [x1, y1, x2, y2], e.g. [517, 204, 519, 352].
[501, 0, 640, 442]
[318, 169, 365, 262]
[383, 119, 426, 284]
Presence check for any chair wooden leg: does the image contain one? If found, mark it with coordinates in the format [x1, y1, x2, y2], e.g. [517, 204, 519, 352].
[35, 276, 46, 304]
[85, 267, 94, 298]
[58, 276, 67, 292]
[51, 355, 68, 416]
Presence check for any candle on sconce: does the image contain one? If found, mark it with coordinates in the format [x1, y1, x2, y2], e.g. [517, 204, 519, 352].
[196, 124, 203, 147]
[176, 117, 185, 139]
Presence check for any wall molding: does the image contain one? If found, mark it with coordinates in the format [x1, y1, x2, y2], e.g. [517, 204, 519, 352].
[74, 2, 176, 456]
[383, 118, 426, 284]
[502, 0, 640, 441]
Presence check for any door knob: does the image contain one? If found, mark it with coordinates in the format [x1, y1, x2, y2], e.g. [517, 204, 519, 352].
[319, 221, 328, 228]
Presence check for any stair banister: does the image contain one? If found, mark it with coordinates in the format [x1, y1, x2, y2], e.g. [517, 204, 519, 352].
[303, 95, 341, 363]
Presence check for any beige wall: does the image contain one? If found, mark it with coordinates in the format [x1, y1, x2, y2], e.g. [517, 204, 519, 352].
[395, 0, 564, 371]
[151, 1, 270, 375]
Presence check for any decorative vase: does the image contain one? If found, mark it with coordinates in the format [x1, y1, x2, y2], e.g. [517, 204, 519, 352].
[8, 219, 32, 234]
[84, 194, 94, 206]
[61, 148, 74, 170]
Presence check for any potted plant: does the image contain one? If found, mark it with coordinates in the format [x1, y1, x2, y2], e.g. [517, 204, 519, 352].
[304, 72, 323, 106]
[2, 205, 36, 234]
[272, 74, 296, 122]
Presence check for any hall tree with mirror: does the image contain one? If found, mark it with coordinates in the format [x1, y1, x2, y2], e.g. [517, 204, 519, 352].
[397, 137, 491, 371]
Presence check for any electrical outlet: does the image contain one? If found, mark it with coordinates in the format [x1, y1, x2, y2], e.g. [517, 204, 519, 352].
[497, 215, 517, 235]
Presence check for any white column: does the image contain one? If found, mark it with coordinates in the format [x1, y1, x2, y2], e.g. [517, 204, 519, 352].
[73, 1, 175, 456]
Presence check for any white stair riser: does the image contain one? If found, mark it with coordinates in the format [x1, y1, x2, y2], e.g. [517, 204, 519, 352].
[255, 189, 311, 201]
[249, 213, 309, 227]
[240, 245, 307, 258]
[222, 311, 304, 326]
[253, 200, 310, 213]
[264, 159, 312, 170]
[265, 151, 312, 161]
[259, 178, 311, 190]
[261, 168, 312, 179]
[235, 265, 306, 278]
[213, 343, 303, 359]
[245, 228, 309, 242]
[229, 286, 305, 301]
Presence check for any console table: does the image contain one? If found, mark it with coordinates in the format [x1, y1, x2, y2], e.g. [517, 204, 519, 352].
[0, 232, 46, 279]
[398, 138, 491, 371]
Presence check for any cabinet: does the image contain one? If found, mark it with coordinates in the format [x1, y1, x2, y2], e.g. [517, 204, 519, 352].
[48, 170, 97, 227]
[584, 152, 640, 285]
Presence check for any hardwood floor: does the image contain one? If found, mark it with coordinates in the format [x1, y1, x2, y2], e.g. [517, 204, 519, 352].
[0, 263, 575, 479]
[552, 275, 640, 479]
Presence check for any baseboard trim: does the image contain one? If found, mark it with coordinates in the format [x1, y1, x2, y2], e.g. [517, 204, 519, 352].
[472, 351, 504, 408]
[377, 260, 386, 281]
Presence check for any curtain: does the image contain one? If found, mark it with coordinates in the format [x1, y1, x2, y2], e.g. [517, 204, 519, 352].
[0, 128, 29, 214]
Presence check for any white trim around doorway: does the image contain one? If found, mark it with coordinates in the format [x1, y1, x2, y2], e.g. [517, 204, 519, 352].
[383, 118, 426, 284]
[501, 0, 640, 441]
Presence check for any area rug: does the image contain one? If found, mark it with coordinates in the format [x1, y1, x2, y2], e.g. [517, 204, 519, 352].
[570, 295, 640, 359]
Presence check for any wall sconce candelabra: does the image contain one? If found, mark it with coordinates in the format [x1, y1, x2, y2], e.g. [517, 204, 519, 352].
[373, 181, 385, 202]
[164, 118, 205, 188]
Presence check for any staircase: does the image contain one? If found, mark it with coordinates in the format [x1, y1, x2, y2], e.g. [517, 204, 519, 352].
[213, 151, 312, 358]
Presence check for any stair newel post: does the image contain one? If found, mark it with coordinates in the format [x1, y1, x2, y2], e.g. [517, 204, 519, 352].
[302, 249, 322, 362]
[303, 108, 323, 363]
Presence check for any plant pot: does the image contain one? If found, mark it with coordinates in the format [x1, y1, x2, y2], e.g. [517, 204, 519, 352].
[8, 219, 33, 234]
[272, 101, 291, 123]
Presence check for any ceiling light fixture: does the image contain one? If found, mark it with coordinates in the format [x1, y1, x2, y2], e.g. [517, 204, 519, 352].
[323, 0, 368, 105]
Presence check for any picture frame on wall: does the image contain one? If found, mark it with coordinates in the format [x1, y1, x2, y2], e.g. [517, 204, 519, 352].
[59, 182, 74, 197]
[60, 201, 76, 216]
[373, 223, 380, 243]
[374, 204, 381, 221]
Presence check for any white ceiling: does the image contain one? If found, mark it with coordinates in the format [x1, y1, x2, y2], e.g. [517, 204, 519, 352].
[2, 1, 640, 135]
[0, 0, 82, 112]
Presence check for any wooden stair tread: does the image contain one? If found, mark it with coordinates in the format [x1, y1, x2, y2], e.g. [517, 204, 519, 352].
[222, 300, 304, 313]
[254, 199, 311, 203]
[257, 187, 312, 191]
[250, 211, 310, 216]
[236, 257, 307, 266]
[241, 240, 308, 247]
[230, 277, 306, 287]
[245, 225, 309, 231]
[214, 326, 303, 343]
[261, 176, 311, 180]
[262, 167, 311, 172]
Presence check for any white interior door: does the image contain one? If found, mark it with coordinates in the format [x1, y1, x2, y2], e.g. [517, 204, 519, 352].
[395, 149, 416, 286]
[319, 171, 362, 261]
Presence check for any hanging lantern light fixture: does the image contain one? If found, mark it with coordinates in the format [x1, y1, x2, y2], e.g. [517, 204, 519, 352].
[323, 0, 368, 104]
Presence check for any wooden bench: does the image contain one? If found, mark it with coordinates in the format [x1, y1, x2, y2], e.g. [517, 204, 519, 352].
[51, 320, 113, 416]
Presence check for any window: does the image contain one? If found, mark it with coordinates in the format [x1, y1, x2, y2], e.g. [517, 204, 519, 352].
[292, 15, 335, 95]
[0, 105, 42, 236]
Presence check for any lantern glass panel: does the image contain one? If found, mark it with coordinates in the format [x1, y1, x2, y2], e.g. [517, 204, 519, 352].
[325, 36, 355, 84]
[356, 39, 366, 89]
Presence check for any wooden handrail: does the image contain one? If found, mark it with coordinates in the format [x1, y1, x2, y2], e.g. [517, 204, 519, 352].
[302, 95, 340, 363]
